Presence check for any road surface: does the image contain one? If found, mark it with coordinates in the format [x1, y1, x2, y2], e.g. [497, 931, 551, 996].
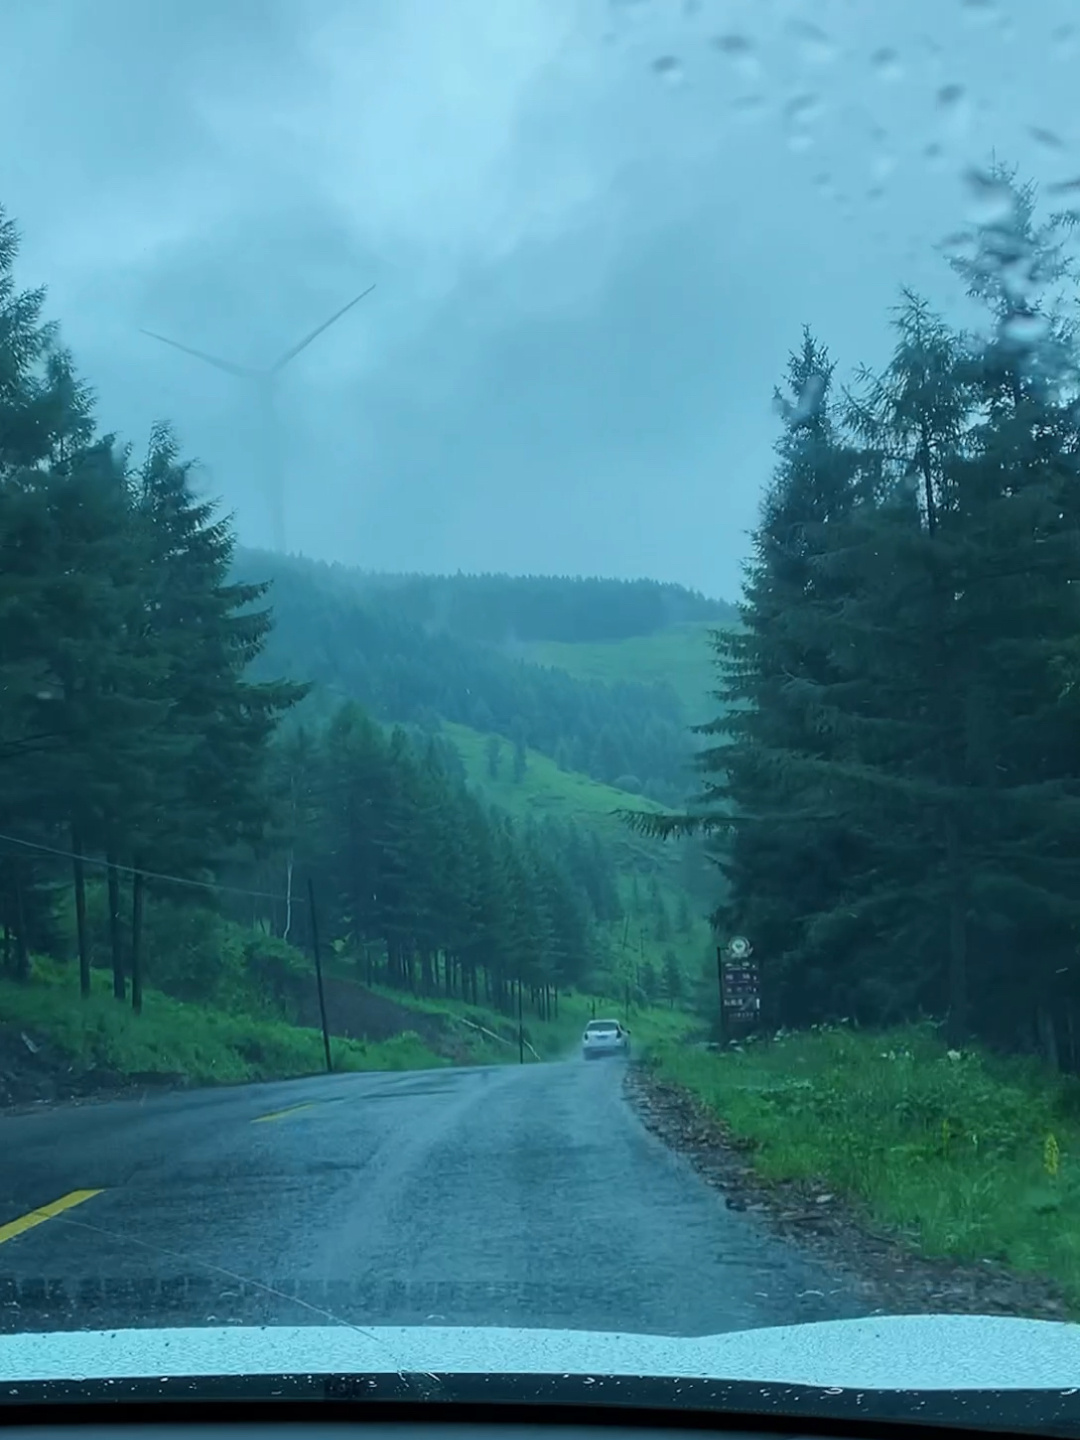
[0, 1058, 863, 1336]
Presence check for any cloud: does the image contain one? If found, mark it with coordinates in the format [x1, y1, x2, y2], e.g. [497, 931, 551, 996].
[0, 0, 1077, 594]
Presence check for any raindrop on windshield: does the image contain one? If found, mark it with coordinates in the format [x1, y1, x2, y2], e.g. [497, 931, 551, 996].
[963, 165, 1019, 225]
[960, 0, 996, 21]
[783, 94, 821, 153]
[1053, 24, 1077, 56]
[651, 55, 684, 86]
[712, 32, 760, 78]
[731, 93, 765, 122]
[787, 19, 837, 66]
[1030, 126, 1065, 150]
[870, 47, 903, 82]
[785, 94, 822, 126]
[1002, 312, 1050, 346]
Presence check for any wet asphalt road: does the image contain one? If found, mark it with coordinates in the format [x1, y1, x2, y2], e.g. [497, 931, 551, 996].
[0, 1058, 863, 1336]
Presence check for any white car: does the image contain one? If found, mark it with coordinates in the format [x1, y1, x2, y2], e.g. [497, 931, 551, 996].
[581, 1018, 631, 1060]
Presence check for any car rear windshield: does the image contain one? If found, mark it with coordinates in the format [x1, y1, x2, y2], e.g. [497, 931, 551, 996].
[586, 1022, 619, 1032]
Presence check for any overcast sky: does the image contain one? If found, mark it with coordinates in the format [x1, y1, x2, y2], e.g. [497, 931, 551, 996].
[1, 0, 1076, 598]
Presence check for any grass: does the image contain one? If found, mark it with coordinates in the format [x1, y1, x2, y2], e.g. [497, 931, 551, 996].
[1, 953, 697, 1091]
[646, 1022, 1080, 1307]
[0, 958, 448, 1085]
[443, 720, 664, 862]
[525, 621, 722, 726]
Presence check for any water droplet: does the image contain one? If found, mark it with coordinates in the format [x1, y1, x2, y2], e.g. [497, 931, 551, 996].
[1030, 126, 1065, 150]
[712, 32, 759, 78]
[784, 93, 822, 126]
[783, 94, 820, 153]
[870, 47, 903, 82]
[1002, 312, 1049, 346]
[787, 19, 837, 65]
[923, 141, 946, 170]
[713, 32, 751, 56]
[936, 83, 965, 112]
[651, 55, 684, 85]
[936, 84, 970, 138]
[1053, 24, 1077, 57]
[731, 93, 766, 123]
[794, 375, 826, 420]
[773, 375, 826, 425]
[964, 165, 1018, 226]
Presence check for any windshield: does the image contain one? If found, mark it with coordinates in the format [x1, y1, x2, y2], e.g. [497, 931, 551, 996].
[1, 0, 1079, 1420]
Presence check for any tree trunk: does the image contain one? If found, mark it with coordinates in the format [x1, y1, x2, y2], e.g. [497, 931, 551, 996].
[1037, 1003, 1059, 1071]
[72, 828, 90, 998]
[944, 814, 968, 1048]
[107, 850, 125, 1001]
[12, 863, 29, 982]
[131, 864, 145, 1015]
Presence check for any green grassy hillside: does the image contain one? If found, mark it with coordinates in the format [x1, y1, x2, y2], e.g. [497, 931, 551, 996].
[526, 621, 720, 726]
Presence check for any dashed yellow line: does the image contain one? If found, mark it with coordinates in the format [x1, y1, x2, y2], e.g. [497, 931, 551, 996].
[252, 1102, 317, 1124]
[0, 1189, 103, 1247]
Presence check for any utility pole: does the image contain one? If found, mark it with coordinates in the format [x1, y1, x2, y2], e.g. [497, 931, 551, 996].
[307, 877, 333, 1074]
[517, 975, 525, 1064]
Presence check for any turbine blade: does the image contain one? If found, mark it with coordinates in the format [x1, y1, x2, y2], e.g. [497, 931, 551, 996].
[140, 329, 258, 379]
[268, 283, 376, 374]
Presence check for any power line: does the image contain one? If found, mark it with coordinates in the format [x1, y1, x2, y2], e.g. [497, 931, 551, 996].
[0, 830, 302, 906]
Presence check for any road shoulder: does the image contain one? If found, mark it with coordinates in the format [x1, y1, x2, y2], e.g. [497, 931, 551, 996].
[624, 1061, 1070, 1322]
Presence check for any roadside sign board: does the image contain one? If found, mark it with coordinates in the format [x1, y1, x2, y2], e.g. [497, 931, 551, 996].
[718, 942, 760, 1033]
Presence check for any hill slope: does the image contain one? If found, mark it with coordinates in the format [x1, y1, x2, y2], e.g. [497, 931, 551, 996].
[236, 550, 707, 803]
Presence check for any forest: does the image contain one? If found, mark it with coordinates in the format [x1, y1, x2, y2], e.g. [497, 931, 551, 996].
[318, 566, 733, 644]
[233, 549, 706, 804]
[641, 165, 1080, 1066]
[0, 202, 644, 1027]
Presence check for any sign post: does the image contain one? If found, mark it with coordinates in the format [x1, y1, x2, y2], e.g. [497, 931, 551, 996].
[719, 936, 760, 1041]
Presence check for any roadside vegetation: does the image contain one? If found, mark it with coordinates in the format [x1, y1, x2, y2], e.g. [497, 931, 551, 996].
[1, 958, 448, 1086]
[644, 1024, 1080, 1307]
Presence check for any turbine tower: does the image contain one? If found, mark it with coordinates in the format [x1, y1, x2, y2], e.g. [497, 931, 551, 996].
[141, 285, 375, 552]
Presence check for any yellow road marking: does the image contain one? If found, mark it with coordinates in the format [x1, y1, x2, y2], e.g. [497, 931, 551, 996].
[252, 1102, 317, 1124]
[0, 1189, 103, 1247]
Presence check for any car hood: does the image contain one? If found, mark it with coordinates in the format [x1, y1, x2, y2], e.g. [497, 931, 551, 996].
[0, 1314, 1078, 1389]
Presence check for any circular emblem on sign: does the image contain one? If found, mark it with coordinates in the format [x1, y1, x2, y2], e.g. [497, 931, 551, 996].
[728, 935, 751, 959]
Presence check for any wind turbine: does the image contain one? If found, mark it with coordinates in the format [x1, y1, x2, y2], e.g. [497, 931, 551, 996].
[141, 284, 376, 551]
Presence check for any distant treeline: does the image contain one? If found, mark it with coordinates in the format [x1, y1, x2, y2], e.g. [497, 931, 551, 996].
[236, 552, 706, 802]
[263, 561, 733, 644]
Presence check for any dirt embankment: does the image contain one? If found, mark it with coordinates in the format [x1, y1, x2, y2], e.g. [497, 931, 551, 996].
[626, 1062, 1071, 1322]
[0, 1025, 186, 1112]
